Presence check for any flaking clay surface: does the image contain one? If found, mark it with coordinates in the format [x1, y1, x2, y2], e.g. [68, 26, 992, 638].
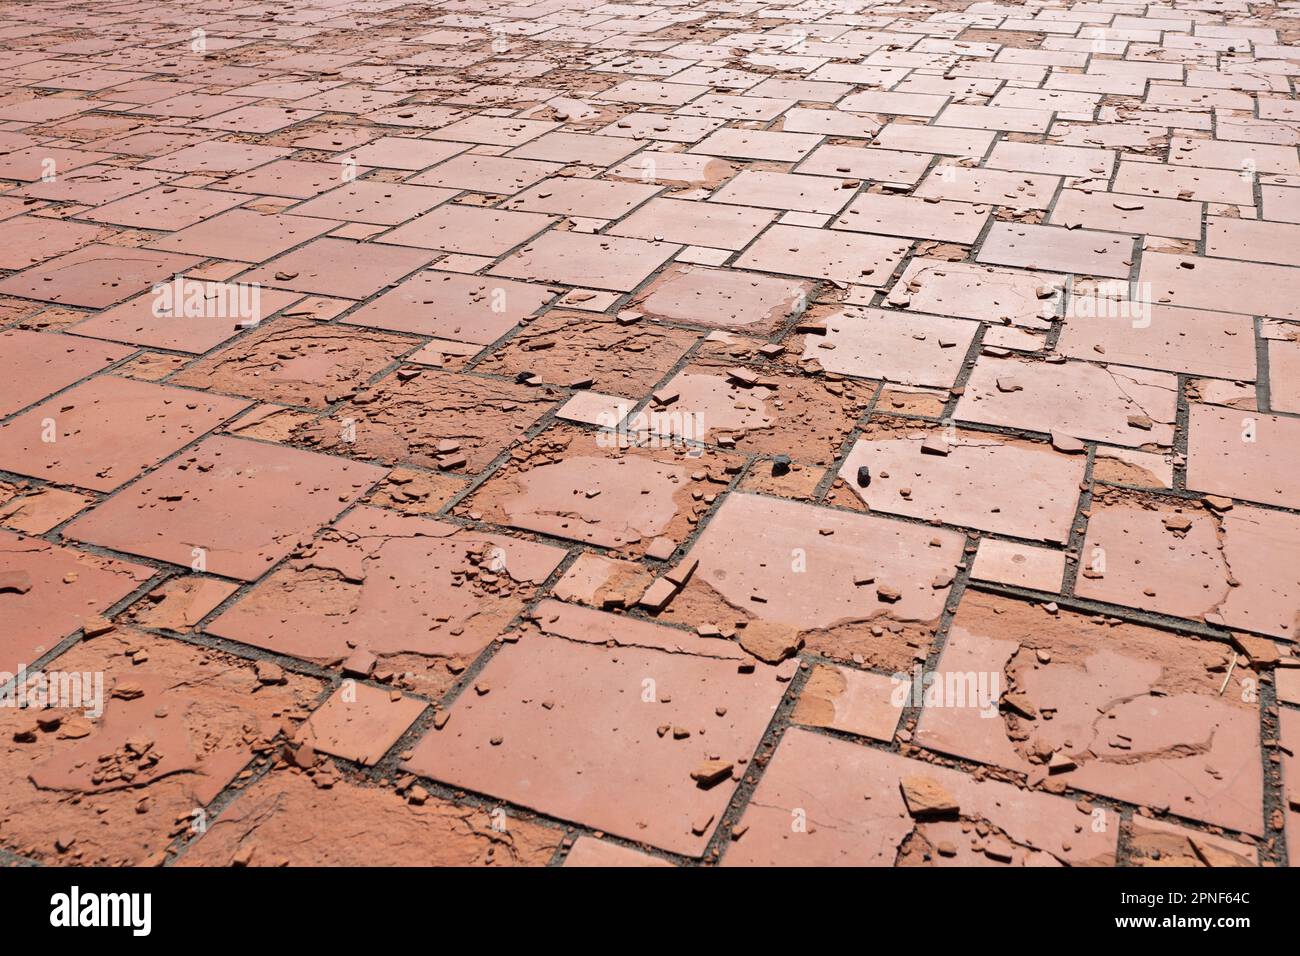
[0, 0, 1297, 871]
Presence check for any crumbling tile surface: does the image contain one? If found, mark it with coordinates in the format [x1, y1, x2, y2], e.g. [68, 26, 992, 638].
[914, 592, 1264, 836]
[181, 769, 561, 867]
[723, 728, 1118, 866]
[207, 507, 564, 696]
[0, 629, 321, 865]
[0, 0, 1294, 870]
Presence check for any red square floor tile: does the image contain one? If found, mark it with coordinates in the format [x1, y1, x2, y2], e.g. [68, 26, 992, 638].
[377, 204, 555, 256]
[146, 208, 339, 262]
[0, 629, 320, 866]
[206, 506, 566, 696]
[286, 180, 457, 226]
[217, 160, 363, 200]
[1186, 402, 1300, 509]
[64, 435, 388, 580]
[343, 270, 555, 344]
[838, 425, 1085, 543]
[178, 767, 560, 867]
[168, 317, 418, 409]
[0, 330, 133, 418]
[0, 216, 104, 271]
[0, 376, 249, 492]
[67, 284, 303, 354]
[0, 530, 153, 676]
[401, 626, 793, 856]
[298, 682, 426, 767]
[237, 238, 434, 299]
[80, 185, 248, 231]
[0, 245, 201, 308]
[491, 231, 679, 292]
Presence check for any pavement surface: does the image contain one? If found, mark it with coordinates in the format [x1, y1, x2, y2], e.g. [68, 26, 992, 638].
[0, 0, 1298, 868]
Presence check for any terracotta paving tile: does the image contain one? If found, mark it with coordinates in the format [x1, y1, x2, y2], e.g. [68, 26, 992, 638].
[957, 356, 1178, 447]
[285, 181, 456, 226]
[339, 136, 467, 171]
[659, 493, 963, 671]
[503, 177, 661, 219]
[377, 205, 554, 256]
[1139, 251, 1300, 322]
[1284, 709, 1300, 863]
[0, 629, 320, 865]
[890, 258, 1061, 330]
[977, 222, 1134, 279]
[139, 141, 292, 175]
[710, 170, 854, 214]
[217, 160, 359, 200]
[146, 208, 339, 262]
[564, 837, 672, 868]
[1077, 494, 1300, 640]
[464, 425, 742, 554]
[0, 531, 153, 676]
[208, 506, 564, 695]
[297, 683, 425, 767]
[0, 329, 132, 418]
[1270, 338, 1300, 414]
[795, 144, 933, 185]
[1128, 816, 1257, 868]
[913, 165, 1060, 209]
[606, 197, 775, 250]
[792, 664, 905, 742]
[122, 576, 239, 634]
[1056, 303, 1255, 380]
[1186, 402, 1300, 509]
[646, 360, 872, 465]
[343, 270, 555, 344]
[67, 285, 303, 354]
[1, 0, 1294, 870]
[492, 230, 679, 292]
[833, 193, 986, 244]
[735, 223, 909, 286]
[405, 153, 562, 193]
[1049, 189, 1203, 240]
[64, 435, 386, 580]
[630, 264, 812, 334]
[0, 216, 105, 271]
[1112, 160, 1256, 205]
[237, 238, 434, 299]
[401, 630, 792, 857]
[0, 245, 202, 309]
[182, 769, 560, 867]
[690, 128, 821, 163]
[971, 538, 1066, 592]
[0, 376, 248, 492]
[0, 486, 95, 536]
[914, 592, 1264, 836]
[797, 305, 976, 387]
[839, 425, 1085, 543]
[723, 728, 1117, 866]
[79, 185, 249, 231]
[0, 146, 113, 181]
[1206, 217, 1300, 268]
